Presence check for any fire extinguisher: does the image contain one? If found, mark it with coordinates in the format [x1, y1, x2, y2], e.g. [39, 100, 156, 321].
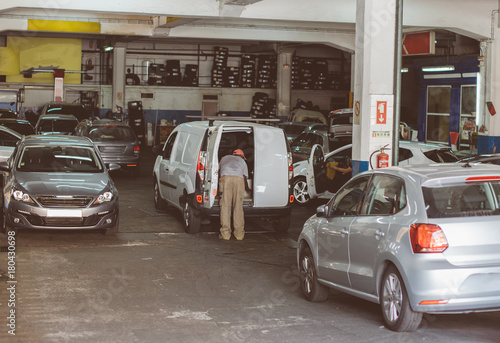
[370, 145, 390, 169]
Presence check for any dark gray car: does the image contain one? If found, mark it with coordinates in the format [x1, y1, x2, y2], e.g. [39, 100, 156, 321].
[0, 135, 120, 235]
[74, 119, 141, 175]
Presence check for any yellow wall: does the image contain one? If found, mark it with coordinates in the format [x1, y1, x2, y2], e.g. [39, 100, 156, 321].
[2, 37, 81, 84]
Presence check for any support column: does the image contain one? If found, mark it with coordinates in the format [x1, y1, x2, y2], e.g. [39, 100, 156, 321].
[112, 42, 127, 116]
[352, 0, 397, 174]
[480, 15, 500, 153]
[276, 49, 294, 120]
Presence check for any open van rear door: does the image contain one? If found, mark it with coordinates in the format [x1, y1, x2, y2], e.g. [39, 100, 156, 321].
[204, 124, 224, 208]
[305, 144, 327, 198]
[253, 125, 290, 207]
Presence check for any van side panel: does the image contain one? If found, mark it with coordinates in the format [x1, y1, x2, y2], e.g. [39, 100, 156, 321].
[253, 126, 289, 207]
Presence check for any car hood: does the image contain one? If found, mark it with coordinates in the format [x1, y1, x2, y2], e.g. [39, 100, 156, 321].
[15, 171, 110, 196]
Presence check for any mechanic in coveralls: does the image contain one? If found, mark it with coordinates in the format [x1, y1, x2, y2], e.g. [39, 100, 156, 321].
[219, 149, 251, 240]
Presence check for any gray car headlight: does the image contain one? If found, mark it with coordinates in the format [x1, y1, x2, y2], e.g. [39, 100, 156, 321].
[11, 189, 35, 204]
[93, 191, 113, 205]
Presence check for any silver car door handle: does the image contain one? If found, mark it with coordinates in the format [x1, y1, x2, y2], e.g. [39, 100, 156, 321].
[341, 228, 349, 237]
[375, 229, 385, 240]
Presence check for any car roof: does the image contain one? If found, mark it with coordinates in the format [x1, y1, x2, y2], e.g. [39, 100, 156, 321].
[21, 135, 93, 146]
[0, 125, 22, 138]
[182, 120, 281, 130]
[84, 119, 131, 127]
[329, 108, 353, 115]
[0, 118, 31, 124]
[38, 114, 78, 120]
[325, 141, 453, 158]
[399, 140, 452, 151]
[364, 163, 500, 187]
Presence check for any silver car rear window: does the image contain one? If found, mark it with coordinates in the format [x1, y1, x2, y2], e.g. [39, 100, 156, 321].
[423, 182, 500, 218]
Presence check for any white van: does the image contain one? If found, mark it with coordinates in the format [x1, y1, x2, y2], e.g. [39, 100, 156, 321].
[152, 120, 294, 234]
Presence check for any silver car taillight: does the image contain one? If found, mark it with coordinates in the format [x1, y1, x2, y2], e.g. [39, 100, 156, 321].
[409, 223, 448, 253]
[288, 152, 293, 181]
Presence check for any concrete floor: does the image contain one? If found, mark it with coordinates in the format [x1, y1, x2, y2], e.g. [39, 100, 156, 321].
[0, 148, 499, 343]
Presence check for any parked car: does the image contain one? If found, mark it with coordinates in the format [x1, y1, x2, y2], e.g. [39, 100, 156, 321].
[328, 108, 353, 125]
[297, 163, 500, 331]
[0, 125, 22, 163]
[0, 108, 17, 119]
[293, 141, 459, 204]
[41, 102, 91, 122]
[74, 119, 140, 175]
[457, 153, 500, 165]
[152, 120, 294, 234]
[278, 122, 328, 144]
[0, 118, 35, 136]
[0, 135, 120, 235]
[290, 126, 352, 162]
[35, 114, 79, 135]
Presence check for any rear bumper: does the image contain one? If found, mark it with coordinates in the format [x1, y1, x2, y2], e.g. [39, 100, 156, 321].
[102, 155, 140, 167]
[194, 201, 292, 218]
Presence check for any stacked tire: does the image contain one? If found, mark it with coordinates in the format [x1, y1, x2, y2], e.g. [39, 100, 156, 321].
[241, 54, 257, 88]
[299, 59, 314, 89]
[256, 55, 276, 89]
[314, 59, 328, 90]
[250, 92, 268, 118]
[224, 66, 240, 88]
[183, 64, 198, 86]
[165, 60, 182, 86]
[212, 46, 228, 88]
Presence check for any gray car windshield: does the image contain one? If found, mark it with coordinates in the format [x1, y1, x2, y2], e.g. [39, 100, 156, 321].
[17, 145, 103, 172]
[423, 182, 500, 218]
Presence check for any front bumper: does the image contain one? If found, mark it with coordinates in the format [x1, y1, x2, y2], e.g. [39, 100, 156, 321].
[4, 199, 118, 231]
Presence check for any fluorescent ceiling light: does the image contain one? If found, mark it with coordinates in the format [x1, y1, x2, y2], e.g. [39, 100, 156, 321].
[401, 68, 409, 73]
[421, 65, 455, 72]
[104, 46, 114, 52]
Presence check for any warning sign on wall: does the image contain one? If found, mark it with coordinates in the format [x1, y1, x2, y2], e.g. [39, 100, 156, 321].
[376, 101, 387, 124]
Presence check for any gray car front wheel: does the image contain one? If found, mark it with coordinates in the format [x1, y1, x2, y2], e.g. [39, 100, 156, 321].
[380, 265, 422, 332]
[299, 246, 329, 302]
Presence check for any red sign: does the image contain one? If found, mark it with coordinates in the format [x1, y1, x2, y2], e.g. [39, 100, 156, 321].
[402, 31, 435, 56]
[376, 101, 387, 124]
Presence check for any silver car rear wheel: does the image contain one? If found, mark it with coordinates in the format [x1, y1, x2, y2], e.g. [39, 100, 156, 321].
[293, 177, 310, 205]
[381, 266, 422, 332]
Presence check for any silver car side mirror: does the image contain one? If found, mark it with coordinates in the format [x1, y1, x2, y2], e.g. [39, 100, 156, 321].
[316, 204, 328, 218]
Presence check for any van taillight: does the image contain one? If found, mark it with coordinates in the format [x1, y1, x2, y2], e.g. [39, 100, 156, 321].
[288, 152, 293, 181]
[133, 145, 140, 154]
[197, 151, 207, 181]
[409, 224, 448, 253]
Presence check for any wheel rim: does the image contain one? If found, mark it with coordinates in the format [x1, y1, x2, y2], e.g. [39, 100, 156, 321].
[294, 179, 310, 204]
[300, 254, 314, 295]
[183, 202, 190, 227]
[382, 273, 403, 323]
[154, 182, 159, 205]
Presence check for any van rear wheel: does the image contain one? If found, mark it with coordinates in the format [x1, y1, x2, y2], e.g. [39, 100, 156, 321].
[154, 180, 167, 210]
[273, 213, 291, 233]
[183, 200, 201, 234]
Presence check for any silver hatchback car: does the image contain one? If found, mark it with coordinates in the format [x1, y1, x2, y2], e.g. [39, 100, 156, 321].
[297, 163, 500, 331]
